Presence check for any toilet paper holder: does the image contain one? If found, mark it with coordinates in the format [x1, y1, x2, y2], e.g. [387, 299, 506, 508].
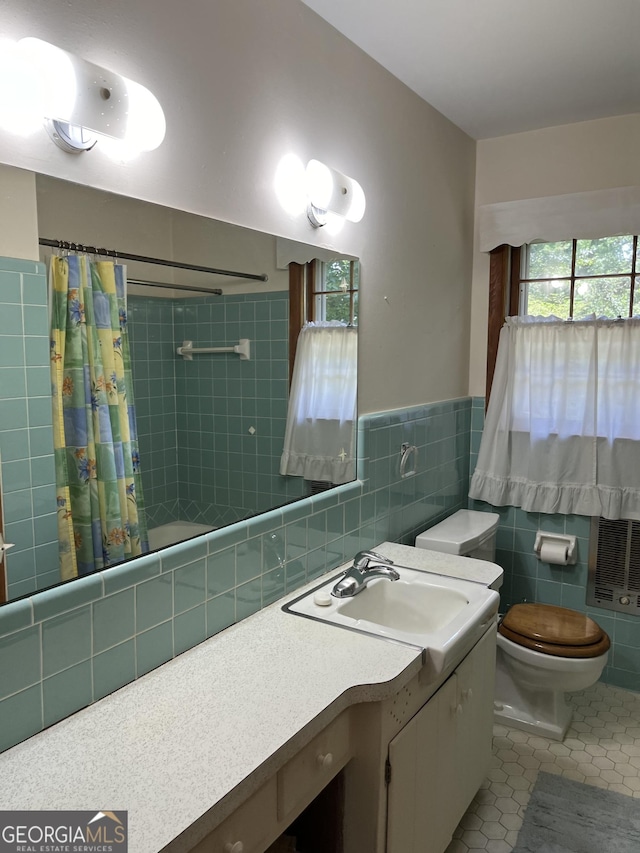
[534, 531, 577, 565]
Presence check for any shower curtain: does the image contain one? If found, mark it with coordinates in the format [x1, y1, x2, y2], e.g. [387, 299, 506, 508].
[50, 254, 149, 580]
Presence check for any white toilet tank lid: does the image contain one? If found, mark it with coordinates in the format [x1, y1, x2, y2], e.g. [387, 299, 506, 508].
[415, 509, 500, 555]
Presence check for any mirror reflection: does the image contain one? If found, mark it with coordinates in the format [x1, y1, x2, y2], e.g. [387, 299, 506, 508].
[0, 175, 358, 603]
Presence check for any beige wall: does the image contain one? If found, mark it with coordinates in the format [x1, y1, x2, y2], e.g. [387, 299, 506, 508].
[35, 176, 290, 295]
[469, 113, 640, 396]
[0, 165, 38, 260]
[0, 0, 476, 414]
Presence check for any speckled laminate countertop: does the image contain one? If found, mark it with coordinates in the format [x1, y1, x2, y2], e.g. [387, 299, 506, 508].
[0, 544, 502, 853]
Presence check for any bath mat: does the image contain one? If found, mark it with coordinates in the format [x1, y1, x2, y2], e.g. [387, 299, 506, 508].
[512, 771, 640, 853]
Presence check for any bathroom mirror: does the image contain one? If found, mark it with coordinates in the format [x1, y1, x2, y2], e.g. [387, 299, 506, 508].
[0, 173, 358, 602]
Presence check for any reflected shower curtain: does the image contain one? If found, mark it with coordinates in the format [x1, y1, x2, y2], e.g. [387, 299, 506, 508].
[50, 255, 149, 580]
[280, 322, 357, 485]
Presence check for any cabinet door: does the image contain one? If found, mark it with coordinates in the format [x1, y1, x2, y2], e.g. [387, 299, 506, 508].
[386, 675, 458, 853]
[452, 626, 496, 820]
[386, 627, 497, 853]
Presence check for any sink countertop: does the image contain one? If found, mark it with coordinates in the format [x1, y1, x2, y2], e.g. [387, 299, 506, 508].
[0, 543, 502, 853]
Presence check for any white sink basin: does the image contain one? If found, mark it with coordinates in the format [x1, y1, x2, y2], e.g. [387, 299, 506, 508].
[284, 565, 499, 675]
[339, 579, 470, 633]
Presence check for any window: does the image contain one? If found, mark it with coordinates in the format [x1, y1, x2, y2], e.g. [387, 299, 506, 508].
[288, 258, 358, 382]
[476, 237, 640, 520]
[283, 258, 359, 486]
[309, 259, 359, 326]
[519, 236, 639, 319]
[487, 236, 640, 398]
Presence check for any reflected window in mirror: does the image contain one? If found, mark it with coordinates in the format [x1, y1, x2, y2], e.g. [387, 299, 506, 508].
[311, 258, 359, 326]
[284, 260, 358, 492]
[289, 259, 359, 379]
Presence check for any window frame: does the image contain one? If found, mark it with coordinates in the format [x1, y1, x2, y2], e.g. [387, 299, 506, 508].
[519, 236, 638, 319]
[486, 245, 520, 402]
[487, 237, 640, 401]
[288, 259, 358, 384]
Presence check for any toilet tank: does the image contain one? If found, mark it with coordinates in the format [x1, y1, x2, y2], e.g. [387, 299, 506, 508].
[415, 509, 500, 561]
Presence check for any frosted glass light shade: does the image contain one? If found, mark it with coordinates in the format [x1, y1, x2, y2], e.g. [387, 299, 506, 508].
[274, 153, 308, 216]
[14, 38, 165, 153]
[306, 159, 366, 224]
[0, 40, 44, 135]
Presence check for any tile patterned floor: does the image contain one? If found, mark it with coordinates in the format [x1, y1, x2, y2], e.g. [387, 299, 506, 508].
[445, 681, 640, 853]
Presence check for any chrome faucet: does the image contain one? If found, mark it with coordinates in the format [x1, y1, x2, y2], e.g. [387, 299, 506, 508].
[331, 550, 400, 598]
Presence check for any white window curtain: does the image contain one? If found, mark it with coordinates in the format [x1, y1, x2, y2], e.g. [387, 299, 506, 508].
[280, 322, 357, 485]
[469, 316, 640, 520]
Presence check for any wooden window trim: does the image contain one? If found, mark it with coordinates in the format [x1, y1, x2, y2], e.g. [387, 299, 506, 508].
[487, 245, 521, 405]
[288, 260, 316, 385]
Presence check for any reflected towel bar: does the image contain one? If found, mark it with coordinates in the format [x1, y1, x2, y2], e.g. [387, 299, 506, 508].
[176, 339, 251, 361]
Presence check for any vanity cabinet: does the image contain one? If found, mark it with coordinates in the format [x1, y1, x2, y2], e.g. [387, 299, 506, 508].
[189, 777, 278, 853]
[386, 626, 496, 853]
[187, 627, 495, 853]
[189, 711, 352, 853]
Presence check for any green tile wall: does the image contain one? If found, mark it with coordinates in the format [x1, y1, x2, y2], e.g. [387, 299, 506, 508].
[172, 291, 307, 524]
[127, 296, 180, 527]
[0, 258, 58, 600]
[127, 291, 308, 531]
[468, 397, 640, 691]
[0, 396, 471, 753]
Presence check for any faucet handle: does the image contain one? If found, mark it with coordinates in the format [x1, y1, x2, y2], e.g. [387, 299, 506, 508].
[353, 550, 394, 570]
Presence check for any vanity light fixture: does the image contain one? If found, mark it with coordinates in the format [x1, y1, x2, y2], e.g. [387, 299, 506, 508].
[1, 38, 165, 155]
[273, 154, 366, 228]
[305, 159, 366, 228]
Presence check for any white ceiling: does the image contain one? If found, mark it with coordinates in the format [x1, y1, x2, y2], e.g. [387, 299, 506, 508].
[301, 0, 640, 139]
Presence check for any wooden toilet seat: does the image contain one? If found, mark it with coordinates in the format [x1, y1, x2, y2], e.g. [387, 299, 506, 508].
[499, 603, 611, 658]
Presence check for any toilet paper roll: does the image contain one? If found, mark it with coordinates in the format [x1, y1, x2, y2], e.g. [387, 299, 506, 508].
[539, 540, 569, 565]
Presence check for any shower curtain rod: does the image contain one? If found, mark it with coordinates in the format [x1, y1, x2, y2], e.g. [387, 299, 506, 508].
[128, 278, 223, 296]
[38, 238, 269, 283]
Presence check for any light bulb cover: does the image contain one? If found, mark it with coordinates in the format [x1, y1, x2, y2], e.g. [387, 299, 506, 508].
[274, 153, 308, 216]
[305, 159, 366, 225]
[0, 39, 44, 135]
[14, 38, 165, 153]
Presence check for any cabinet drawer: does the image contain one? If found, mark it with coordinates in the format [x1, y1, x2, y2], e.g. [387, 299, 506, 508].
[190, 776, 278, 853]
[277, 711, 351, 821]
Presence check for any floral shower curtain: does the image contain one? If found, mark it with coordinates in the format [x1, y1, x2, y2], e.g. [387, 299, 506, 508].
[50, 254, 148, 580]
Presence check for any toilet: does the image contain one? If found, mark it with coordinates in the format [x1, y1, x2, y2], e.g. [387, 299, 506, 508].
[415, 509, 611, 741]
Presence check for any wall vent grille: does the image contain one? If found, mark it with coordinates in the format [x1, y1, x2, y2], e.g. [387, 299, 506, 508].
[308, 480, 335, 494]
[587, 517, 640, 615]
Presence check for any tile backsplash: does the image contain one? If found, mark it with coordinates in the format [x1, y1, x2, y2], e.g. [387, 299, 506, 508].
[128, 291, 307, 531]
[0, 395, 472, 753]
[3, 385, 637, 755]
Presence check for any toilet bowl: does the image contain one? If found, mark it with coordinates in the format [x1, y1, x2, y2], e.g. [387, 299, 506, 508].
[494, 603, 610, 740]
[415, 511, 611, 742]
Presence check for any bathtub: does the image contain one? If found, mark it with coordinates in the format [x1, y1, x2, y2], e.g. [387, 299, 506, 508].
[148, 520, 215, 551]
